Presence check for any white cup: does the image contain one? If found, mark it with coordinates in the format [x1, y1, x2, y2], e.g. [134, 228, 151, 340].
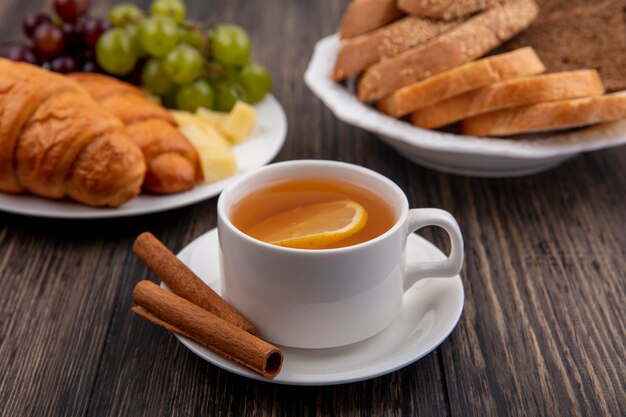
[217, 160, 463, 348]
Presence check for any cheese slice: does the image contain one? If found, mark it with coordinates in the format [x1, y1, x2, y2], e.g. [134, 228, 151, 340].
[170, 110, 198, 127]
[196, 107, 228, 127]
[219, 101, 257, 144]
[178, 124, 237, 183]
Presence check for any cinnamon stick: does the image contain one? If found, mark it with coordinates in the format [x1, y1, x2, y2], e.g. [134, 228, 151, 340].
[133, 232, 257, 335]
[132, 280, 283, 379]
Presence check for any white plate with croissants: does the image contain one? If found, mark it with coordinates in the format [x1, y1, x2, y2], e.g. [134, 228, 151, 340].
[0, 59, 286, 218]
[305, 0, 626, 177]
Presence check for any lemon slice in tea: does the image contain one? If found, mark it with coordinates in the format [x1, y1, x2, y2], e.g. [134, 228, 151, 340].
[247, 199, 368, 249]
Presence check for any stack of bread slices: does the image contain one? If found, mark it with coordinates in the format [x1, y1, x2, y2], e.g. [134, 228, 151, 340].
[332, 0, 626, 137]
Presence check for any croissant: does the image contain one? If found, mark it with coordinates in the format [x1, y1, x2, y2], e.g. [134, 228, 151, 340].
[68, 73, 200, 194]
[0, 59, 146, 207]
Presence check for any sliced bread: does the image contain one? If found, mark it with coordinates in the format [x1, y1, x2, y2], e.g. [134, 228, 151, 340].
[357, 0, 539, 102]
[377, 47, 545, 117]
[397, 0, 498, 21]
[461, 94, 626, 136]
[411, 70, 605, 129]
[339, 0, 403, 39]
[333, 16, 459, 81]
[503, 0, 626, 92]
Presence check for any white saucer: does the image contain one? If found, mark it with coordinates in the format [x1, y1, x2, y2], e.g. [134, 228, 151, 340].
[172, 228, 464, 386]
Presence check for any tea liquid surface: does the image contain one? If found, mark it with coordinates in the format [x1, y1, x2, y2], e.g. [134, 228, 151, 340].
[230, 177, 396, 249]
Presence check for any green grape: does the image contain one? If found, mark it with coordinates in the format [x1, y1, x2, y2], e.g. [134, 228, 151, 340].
[238, 61, 272, 103]
[214, 81, 246, 112]
[151, 0, 186, 24]
[96, 28, 137, 75]
[108, 3, 143, 27]
[179, 28, 204, 49]
[124, 23, 145, 56]
[142, 58, 175, 95]
[139, 15, 179, 58]
[175, 80, 215, 111]
[210, 24, 251, 66]
[162, 44, 204, 85]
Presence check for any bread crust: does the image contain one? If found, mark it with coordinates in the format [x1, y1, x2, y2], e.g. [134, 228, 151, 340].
[357, 0, 539, 102]
[461, 94, 626, 136]
[339, 0, 403, 39]
[411, 69, 604, 128]
[398, 0, 498, 21]
[377, 47, 545, 117]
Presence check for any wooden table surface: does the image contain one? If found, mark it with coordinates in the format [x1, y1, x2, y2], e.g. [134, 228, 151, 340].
[1, 1, 624, 416]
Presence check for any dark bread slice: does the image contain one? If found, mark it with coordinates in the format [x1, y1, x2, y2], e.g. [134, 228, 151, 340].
[503, 0, 626, 92]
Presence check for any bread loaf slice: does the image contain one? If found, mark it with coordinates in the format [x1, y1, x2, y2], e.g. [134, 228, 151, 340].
[339, 0, 403, 39]
[377, 47, 544, 117]
[411, 70, 604, 129]
[357, 0, 538, 102]
[503, 0, 626, 92]
[398, 0, 498, 20]
[333, 16, 459, 81]
[461, 94, 626, 136]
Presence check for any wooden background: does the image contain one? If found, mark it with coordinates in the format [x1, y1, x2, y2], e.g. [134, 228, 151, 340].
[0, 1, 624, 416]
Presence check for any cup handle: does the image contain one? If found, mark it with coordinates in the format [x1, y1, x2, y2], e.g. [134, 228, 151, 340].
[404, 208, 464, 291]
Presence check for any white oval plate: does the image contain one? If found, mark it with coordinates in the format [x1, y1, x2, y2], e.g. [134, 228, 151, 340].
[171, 228, 464, 386]
[0, 95, 287, 219]
[305, 35, 626, 177]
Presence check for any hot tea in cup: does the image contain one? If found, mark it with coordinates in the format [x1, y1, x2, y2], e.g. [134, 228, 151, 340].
[217, 160, 464, 348]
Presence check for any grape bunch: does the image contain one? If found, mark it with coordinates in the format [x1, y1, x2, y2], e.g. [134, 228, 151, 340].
[4, 0, 272, 112]
[5, 0, 110, 74]
[98, 0, 272, 112]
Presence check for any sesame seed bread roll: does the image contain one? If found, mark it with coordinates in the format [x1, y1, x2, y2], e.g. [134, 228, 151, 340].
[333, 16, 459, 81]
[411, 70, 604, 129]
[339, 0, 403, 39]
[461, 94, 626, 137]
[377, 47, 545, 117]
[357, 0, 539, 102]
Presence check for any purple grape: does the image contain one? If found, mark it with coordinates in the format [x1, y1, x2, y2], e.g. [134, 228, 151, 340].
[61, 22, 81, 47]
[33, 23, 65, 59]
[5, 46, 37, 64]
[53, 0, 89, 23]
[50, 56, 77, 73]
[81, 48, 94, 61]
[23, 12, 52, 38]
[82, 17, 111, 48]
[81, 60, 99, 73]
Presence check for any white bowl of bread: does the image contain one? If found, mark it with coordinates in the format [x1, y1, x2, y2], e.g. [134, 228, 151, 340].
[305, 0, 626, 177]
